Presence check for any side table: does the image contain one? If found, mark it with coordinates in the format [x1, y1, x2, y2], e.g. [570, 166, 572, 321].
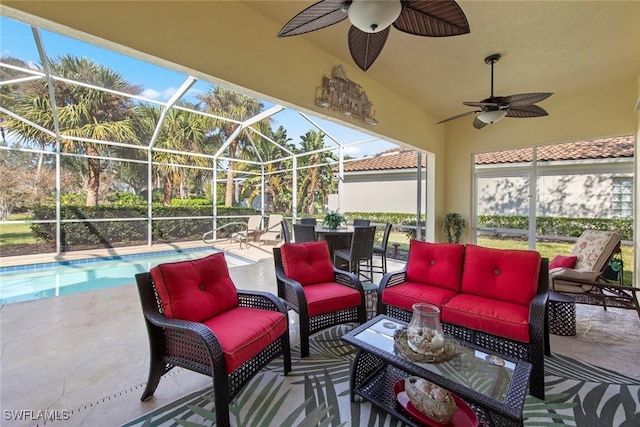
[548, 291, 576, 336]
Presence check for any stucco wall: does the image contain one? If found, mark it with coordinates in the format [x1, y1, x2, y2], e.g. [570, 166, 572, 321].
[340, 171, 427, 214]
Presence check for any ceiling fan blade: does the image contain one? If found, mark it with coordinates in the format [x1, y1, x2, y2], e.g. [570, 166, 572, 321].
[348, 26, 389, 71]
[463, 101, 498, 108]
[435, 110, 479, 124]
[394, 0, 470, 37]
[506, 104, 549, 118]
[473, 117, 489, 129]
[501, 92, 553, 107]
[277, 0, 348, 37]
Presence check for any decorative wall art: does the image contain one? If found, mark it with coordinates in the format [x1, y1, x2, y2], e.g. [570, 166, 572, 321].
[315, 65, 378, 125]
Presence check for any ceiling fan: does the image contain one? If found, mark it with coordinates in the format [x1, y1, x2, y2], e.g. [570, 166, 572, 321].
[436, 54, 553, 129]
[277, 0, 470, 71]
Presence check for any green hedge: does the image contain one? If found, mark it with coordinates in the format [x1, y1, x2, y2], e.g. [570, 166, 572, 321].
[477, 215, 632, 240]
[30, 205, 261, 251]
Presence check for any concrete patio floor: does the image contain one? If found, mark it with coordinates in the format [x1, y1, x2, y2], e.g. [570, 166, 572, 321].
[1, 240, 639, 427]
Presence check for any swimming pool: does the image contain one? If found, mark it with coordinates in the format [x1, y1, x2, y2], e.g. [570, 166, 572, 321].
[0, 247, 253, 304]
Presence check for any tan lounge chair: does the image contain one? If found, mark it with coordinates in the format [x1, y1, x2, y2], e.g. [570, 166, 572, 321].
[550, 230, 639, 319]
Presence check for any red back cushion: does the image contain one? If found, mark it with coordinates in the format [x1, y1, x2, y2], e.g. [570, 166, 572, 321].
[549, 255, 578, 270]
[281, 241, 335, 286]
[150, 252, 239, 322]
[405, 240, 465, 291]
[461, 245, 541, 306]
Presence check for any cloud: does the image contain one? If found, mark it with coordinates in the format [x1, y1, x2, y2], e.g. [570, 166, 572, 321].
[142, 88, 161, 100]
[162, 87, 177, 100]
[141, 87, 179, 101]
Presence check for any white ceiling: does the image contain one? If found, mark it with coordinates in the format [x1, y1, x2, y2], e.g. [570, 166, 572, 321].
[245, 1, 640, 123]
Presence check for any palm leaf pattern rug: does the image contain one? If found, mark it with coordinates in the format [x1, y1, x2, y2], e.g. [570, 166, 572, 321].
[122, 325, 640, 427]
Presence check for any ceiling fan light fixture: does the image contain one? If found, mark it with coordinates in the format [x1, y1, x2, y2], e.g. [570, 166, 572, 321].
[477, 110, 507, 124]
[348, 0, 402, 33]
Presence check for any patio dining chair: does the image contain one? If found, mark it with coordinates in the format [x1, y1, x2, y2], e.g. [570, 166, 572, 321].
[293, 223, 317, 243]
[281, 218, 291, 243]
[135, 252, 291, 427]
[372, 222, 393, 275]
[334, 225, 376, 282]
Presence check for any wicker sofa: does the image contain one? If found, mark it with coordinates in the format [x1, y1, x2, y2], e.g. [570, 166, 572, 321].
[377, 240, 549, 400]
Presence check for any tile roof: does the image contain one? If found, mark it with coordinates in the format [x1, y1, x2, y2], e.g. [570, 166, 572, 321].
[342, 147, 427, 172]
[475, 135, 634, 165]
[341, 136, 634, 172]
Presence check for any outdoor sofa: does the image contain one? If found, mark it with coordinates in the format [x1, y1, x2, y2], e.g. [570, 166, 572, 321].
[377, 240, 549, 400]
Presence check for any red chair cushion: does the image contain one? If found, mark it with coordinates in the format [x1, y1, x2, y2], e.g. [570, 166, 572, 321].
[381, 281, 458, 312]
[442, 294, 531, 343]
[461, 245, 541, 307]
[549, 255, 578, 270]
[405, 240, 465, 292]
[151, 252, 239, 322]
[281, 241, 335, 286]
[203, 307, 288, 373]
[301, 282, 362, 317]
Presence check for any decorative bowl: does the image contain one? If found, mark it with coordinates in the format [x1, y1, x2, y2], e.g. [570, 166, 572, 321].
[404, 376, 457, 425]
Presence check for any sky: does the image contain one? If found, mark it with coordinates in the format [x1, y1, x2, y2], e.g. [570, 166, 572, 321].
[0, 15, 398, 158]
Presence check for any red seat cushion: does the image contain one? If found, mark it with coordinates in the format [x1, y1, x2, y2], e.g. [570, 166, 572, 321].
[281, 241, 335, 286]
[381, 281, 458, 312]
[549, 254, 578, 270]
[461, 245, 541, 307]
[405, 240, 465, 292]
[203, 307, 288, 373]
[302, 281, 362, 317]
[442, 294, 530, 343]
[150, 252, 239, 322]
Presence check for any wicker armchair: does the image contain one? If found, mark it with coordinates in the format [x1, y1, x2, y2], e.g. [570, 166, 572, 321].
[273, 241, 366, 357]
[135, 253, 291, 427]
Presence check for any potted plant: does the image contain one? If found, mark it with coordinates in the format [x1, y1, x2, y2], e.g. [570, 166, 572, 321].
[324, 211, 345, 229]
[442, 212, 465, 243]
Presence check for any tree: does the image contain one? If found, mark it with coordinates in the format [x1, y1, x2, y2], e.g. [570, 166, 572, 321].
[3, 55, 140, 206]
[197, 87, 265, 207]
[237, 126, 292, 212]
[296, 130, 337, 214]
[134, 103, 212, 205]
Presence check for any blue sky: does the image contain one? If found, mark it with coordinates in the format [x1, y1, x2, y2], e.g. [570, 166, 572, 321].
[1, 16, 397, 157]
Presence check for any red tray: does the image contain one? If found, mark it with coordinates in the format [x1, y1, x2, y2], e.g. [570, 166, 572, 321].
[393, 380, 478, 427]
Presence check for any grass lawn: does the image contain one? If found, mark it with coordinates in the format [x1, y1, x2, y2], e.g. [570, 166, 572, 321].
[0, 215, 35, 245]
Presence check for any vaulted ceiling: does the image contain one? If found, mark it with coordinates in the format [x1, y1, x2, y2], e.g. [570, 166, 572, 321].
[247, 0, 640, 124]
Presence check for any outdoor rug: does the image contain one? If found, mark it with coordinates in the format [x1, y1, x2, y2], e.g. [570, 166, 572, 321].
[122, 325, 640, 427]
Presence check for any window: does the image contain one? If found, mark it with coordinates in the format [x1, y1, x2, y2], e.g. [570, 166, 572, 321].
[611, 176, 633, 219]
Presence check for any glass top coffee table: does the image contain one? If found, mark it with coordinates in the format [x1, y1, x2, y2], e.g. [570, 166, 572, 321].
[341, 315, 531, 427]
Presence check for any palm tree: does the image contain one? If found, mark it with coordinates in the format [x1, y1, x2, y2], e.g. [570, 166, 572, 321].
[237, 126, 292, 212]
[197, 87, 265, 207]
[297, 130, 337, 214]
[135, 103, 212, 205]
[3, 55, 140, 206]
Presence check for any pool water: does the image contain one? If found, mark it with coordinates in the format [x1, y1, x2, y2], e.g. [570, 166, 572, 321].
[0, 248, 252, 304]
